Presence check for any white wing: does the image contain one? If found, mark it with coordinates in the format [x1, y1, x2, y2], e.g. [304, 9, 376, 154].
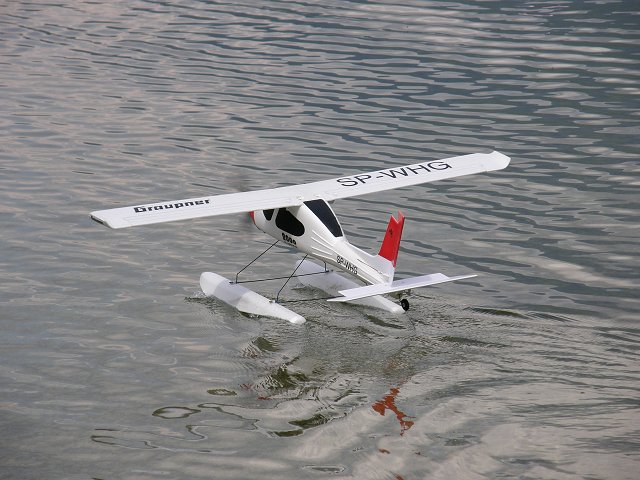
[91, 150, 510, 229]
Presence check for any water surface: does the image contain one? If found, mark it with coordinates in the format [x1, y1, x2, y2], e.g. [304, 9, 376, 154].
[1, 1, 639, 479]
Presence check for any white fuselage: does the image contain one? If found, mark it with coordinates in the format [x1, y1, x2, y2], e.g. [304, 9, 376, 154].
[251, 200, 393, 286]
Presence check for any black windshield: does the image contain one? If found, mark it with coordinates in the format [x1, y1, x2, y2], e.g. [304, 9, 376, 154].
[304, 200, 343, 237]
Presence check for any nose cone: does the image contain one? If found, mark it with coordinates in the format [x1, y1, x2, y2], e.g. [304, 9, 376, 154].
[249, 211, 255, 224]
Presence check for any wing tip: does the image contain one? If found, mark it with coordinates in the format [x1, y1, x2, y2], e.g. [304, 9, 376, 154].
[91, 212, 118, 229]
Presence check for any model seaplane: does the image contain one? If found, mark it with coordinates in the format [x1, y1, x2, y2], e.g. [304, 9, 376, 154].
[91, 150, 510, 324]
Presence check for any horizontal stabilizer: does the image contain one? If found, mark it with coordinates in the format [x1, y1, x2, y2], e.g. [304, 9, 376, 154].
[327, 273, 477, 303]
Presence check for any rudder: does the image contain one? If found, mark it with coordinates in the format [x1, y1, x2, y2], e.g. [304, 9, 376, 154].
[378, 211, 405, 268]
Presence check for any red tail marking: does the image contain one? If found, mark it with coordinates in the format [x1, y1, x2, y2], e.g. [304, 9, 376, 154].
[378, 211, 405, 268]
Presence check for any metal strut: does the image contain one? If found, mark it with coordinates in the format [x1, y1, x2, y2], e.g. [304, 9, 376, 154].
[234, 240, 279, 284]
[234, 270, 330, 285]
[276, 254, 308, 303]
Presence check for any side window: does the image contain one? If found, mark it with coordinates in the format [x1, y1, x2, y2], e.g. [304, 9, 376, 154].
[275, 208, 305, 237]
[263, 209, 274, 221]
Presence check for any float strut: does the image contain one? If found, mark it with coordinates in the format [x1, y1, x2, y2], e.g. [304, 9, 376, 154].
[275, 254, 308, 303]
[235, 240, 279, 284]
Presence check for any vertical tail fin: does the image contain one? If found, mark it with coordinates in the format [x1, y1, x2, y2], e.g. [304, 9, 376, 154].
[378, 211, 405, 268]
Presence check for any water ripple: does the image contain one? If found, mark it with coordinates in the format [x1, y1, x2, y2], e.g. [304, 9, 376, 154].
[1, 1, 639, 478]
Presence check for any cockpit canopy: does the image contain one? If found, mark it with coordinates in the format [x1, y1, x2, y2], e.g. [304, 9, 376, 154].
[263, 199, 344, 238]
[304, 199, 343, 237]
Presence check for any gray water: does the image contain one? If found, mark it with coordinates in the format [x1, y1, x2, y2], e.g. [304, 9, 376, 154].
[1, 1, 639, 479]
